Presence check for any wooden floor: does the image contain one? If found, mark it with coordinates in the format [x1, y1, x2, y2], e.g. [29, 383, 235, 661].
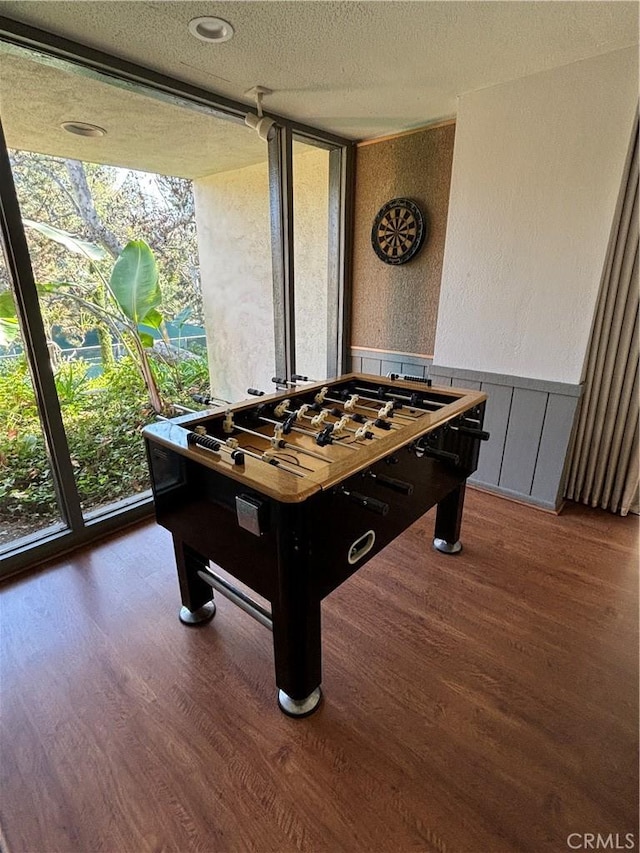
[0, 490, 637, 853]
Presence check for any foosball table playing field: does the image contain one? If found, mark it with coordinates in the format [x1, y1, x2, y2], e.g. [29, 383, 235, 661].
[143, 373, 489, 717]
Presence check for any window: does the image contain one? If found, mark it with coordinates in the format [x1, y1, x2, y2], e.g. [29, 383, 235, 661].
[0, 29, 352, 576]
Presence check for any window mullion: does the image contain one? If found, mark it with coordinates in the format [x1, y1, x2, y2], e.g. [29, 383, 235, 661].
[268, 124, 296, 383]
[0, 119, 85, 532]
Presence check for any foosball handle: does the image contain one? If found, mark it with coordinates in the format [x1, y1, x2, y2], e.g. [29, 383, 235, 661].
[421, 446, 461, 465]
[455, 425, 491, 441]
[389, 373, 432, 387]
[187, 432, 245, 466]
[369, 473, 414, 495]
[341, 489, 389, 516]
[247, 388, 265, 396]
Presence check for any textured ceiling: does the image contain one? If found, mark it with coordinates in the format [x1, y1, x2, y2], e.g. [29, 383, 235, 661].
[0, 49, 268, 177]
[0, 1, 637, 142]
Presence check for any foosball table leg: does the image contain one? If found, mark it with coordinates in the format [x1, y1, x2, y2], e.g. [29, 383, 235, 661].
[173, 537, 217, 625]
[433, 483, 466, 555]
[272, 594, 323, 716]
[272, 525, 323, 717]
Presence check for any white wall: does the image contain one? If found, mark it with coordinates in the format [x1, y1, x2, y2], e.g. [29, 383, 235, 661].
[434, 47, 637, 385]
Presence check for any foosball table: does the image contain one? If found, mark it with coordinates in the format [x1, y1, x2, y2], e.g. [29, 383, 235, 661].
[143, 373, 488, 717]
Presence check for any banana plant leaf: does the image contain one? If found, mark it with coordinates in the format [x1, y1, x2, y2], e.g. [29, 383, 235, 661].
[140, 308, 163, 329]
[23, 219, 109, 261]
[110, 240, 160, 326]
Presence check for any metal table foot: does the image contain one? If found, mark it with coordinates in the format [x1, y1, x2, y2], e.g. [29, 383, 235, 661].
[179, 601, 216, 625]
[277, 687, 322, 718]
[433, 537, 462, 554]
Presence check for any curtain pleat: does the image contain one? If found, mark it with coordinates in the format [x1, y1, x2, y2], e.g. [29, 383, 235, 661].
[565, 116, 639, 516]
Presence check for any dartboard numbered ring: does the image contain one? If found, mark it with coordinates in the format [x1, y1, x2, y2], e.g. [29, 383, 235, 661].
[371, 198, 426, 265]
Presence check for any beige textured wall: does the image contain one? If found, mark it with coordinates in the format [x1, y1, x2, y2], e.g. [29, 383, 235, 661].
[194, 146, 329, 402]
[352, 123, 455, 355]
[293, 144, 329, 380]
[194, 161, 275, 403]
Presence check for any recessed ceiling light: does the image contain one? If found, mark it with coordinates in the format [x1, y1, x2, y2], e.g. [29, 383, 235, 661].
[61, 121, 107, 138]
[188, 16, 234, 43]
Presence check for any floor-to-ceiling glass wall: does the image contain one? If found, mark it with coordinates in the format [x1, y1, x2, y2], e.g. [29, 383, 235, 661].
[0, 27, 351, 575]
[0, 44, 274, 565]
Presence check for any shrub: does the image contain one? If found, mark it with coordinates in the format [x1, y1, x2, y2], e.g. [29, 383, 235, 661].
[0, 353, 211, 535]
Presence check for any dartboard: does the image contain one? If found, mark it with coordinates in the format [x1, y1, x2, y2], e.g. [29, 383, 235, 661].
[371, 198, 426, 265]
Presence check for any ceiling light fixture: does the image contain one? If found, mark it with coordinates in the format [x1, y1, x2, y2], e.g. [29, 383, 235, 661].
[244, 86, 277, 142]
[188, 16, 234, 43]
[60, 121, 107, 138]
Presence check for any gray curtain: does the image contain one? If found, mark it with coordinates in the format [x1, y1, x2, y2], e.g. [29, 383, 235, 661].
[565, 115, 639, 516]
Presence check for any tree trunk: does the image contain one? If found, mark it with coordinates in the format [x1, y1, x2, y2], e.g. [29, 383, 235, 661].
[64, 160, 122, 259]
[65, 160, 121, 367]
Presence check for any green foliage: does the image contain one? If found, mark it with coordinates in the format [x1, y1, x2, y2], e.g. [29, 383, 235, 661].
[0, 153, 211, 538]
[22, 219, 110, 261]
[110, 240, 160, 325]
[53, 359, 92, 407]
[8, 152, 203, 325]
[0, 356, 57, 519]
[0, 291, 19, 346]
[0, 354, 211, 532]
[4, 232, 168, 413]
[150, 351, 210, 402]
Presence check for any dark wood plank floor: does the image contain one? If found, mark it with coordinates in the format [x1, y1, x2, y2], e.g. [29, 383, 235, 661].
[1, 490, 637, 853]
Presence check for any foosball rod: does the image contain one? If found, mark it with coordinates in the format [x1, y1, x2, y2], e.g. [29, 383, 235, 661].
[278, 403, 386, 443]
[249, 390, 387, 440]
[273, 376, 442, 416]
[230, 423, 335, 464]
[272, 399, 385, 441]
[311, 388, 411, 424]
[296, 412, 378, 442]
[321, 394, 410, 424]
[290, 405, 384, 439]
[272, 375, 317, 386]
[186, 428, 309, 479]
[352, 386, 446, 414]
[266, 384, 389, 433]
[239, 445, 308, 478]
[257, 414, 360, 451]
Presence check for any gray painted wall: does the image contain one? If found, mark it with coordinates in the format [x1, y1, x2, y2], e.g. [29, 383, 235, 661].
[350, 348, 582, 511]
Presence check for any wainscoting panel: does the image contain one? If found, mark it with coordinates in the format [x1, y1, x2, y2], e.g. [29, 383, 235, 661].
[472, 382, 513, 486]
[531, 393, 580, 506]
[362, 357, 383, 374]
[351, 349, 582, 511]
[451, 374, 481, 391]
[351, 348, 433, 379]
[499, 388, 549, 496]
[381, 359, 404, 377]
